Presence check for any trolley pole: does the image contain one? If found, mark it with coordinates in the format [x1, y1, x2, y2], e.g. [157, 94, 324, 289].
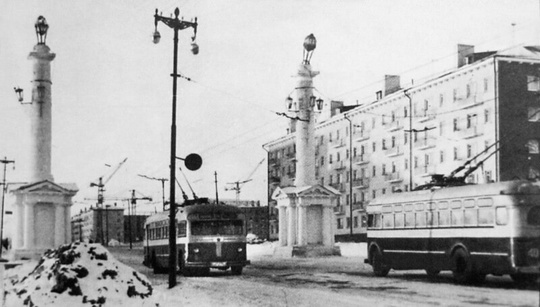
[0, 157, 15, 259]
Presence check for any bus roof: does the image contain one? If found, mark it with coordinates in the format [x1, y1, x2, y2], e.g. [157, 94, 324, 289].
[144, 203, 243, 226]
[369, 180, 540, 207]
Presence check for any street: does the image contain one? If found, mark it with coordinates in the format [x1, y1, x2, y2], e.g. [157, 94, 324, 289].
[109, 244, 540, 307]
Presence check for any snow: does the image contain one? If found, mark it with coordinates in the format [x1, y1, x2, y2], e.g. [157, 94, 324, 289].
[4, 242, 156, 307]
[3, 242, 366, 306]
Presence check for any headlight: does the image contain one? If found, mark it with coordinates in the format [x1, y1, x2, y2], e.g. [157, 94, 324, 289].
[237, 247, 243, 252]
[528, 248, 539, 258]
[193, 248, 200, 253]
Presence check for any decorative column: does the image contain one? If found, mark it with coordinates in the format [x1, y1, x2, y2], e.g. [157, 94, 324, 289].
[278, 206, 287, 246]
[287, 203, 297, 246]
[297, 204, 307, 246]
[23, 204, 34, 249]
[54, 204, 64, 246]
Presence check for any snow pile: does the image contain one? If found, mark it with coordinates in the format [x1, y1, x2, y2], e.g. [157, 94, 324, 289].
[4, 242, 155, 307]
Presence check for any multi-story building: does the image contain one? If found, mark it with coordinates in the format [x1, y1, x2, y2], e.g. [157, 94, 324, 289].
[71, 205, 124, 244]
[264, 44, 540, 241]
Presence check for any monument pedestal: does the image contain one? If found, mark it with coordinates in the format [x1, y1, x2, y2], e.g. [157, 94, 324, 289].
[272, 185, 340, 258]
[11, 180, 77, 260]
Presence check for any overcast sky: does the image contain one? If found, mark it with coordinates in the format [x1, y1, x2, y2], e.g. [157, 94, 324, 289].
[1, 0, 539, 213]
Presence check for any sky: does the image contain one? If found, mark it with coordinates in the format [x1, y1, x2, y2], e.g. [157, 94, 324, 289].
[1, 0, 539, 214]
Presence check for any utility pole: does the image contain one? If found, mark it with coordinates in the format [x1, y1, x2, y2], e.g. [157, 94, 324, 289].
[404, 89, 413, 191]
[153, 7, 198, 289]
[0, 157, 14, 259]
[214, 171, 219, 204]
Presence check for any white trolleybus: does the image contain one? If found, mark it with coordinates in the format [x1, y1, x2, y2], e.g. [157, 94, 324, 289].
[365, 180, 540, 283]
[143, 200, 250, 276]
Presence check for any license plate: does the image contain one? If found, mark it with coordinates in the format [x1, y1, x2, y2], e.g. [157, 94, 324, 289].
[211, 262, 227, 267]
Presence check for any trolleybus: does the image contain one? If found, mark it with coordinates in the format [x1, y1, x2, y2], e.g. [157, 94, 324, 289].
[365, 180, 540, 283]
[143, 200, 250, 275]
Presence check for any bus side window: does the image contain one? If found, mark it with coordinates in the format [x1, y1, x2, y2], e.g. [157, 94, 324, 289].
[451, 209, 464, 226]
[415, 212, 426, 227]
[478, 207, 494, 225]
[395, 213, 404, 228]
[374, 214, 381, 228]
[439, 210, 450, 226]
[177, 221, 187, 237]
[496, 207, 508, 225]
[383, 213, 394, 228]
[405, 212, 414, 227]
[464, 208, 478, 226]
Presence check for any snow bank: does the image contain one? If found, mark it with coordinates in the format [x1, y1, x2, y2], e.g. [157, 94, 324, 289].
[4, 242, 155, 307]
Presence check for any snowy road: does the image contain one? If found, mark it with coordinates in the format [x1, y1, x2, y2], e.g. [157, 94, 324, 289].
[109, 243, 540, 307]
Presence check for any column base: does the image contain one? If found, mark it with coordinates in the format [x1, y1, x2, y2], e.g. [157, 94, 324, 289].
[273, 245, 341, 258]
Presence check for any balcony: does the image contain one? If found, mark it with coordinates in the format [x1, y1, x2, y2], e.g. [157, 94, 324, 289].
[352, 202, 365, 211]
[414, 137, 436, 150]
[354, 154, 370, 165]
[384, 172, 403, 183]
[330, 138, 347, 149]
[455, 125, 483, 139]
[334, 160, 347, 171]
[416, 111, 436, 123]
[455, 94, 483, 110]
[416, 164, 436, 177]
[353, 178, 369, 189]
[333, 205, 346, 214]
[354, 131, 370, 143]
[329, 183, 344, 192]
[385, 119, 403, 132]
[385, 145, 404, 157]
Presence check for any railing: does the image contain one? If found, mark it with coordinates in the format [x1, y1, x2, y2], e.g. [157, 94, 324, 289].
[385, 145, 403, 157]
[354, 154, 370, 165]
[385, 120, 403, 131]
[384, 172, 403, 182]
[416, 111, 436, 123]
[414, 137, 436, 150]
[354, 131, 370, 142]
[353, 178, 369, 189]
[333, 205, 345, 214]
[456, 125, 483, 139]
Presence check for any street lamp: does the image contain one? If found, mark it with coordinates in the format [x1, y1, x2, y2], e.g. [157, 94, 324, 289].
[153, 7, 198, 289]
[343, 115, 354, 239]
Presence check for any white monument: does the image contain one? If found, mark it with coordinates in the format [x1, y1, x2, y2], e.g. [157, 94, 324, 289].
[11, 16, 78, 260]
[273, 34, 340, 257]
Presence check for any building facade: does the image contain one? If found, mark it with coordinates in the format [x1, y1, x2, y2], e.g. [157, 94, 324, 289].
[71, 206, 124, 245]
[264, 45, 540, 241]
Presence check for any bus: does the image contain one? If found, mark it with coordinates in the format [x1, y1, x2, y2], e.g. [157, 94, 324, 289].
[143, 201, 250, 275]
[365, 180, 540, 283]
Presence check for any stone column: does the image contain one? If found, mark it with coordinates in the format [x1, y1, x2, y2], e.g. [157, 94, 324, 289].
[54, 204, 64, 246]
[64, 204, 71, 243]
[287, 204, 297, 246]
[278, 206, 287, 246]
[322, 206, 333, 247]
[297, 205, 307, 246]
[23, 203, 34, 249]
[15, 203, 24, 249]
[27, 44, 55, 183]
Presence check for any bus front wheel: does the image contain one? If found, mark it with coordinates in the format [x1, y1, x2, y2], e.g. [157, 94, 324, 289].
[371, 249, 390, 277]
[231, 266, 243, 275]
[452, 248, 484, 284]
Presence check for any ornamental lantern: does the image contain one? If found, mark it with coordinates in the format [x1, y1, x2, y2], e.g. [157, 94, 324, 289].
[302, 33, 317, 64]
[35, 16, 49, 45]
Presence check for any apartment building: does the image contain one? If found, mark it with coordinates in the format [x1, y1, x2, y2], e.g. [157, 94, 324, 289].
[264, 44, 540, 241]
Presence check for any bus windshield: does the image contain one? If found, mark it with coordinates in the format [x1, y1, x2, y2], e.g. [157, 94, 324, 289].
[191, 220, 244, 236]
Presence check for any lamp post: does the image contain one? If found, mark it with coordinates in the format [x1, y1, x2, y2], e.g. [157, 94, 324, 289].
[0, 157, 14, 259]
[153, 7, 198, 289]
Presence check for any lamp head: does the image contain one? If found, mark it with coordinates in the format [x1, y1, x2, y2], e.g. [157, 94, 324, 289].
[191, 42, 199, 55]
[152, 30, 161, 44]
[35, 16, 49, 45]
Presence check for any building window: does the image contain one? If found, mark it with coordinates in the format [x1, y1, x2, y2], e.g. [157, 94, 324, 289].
[391, 136, 396, 148]
[329, 154, 333, 164]
[453, 118, 459, 131]
[414, 156, 418, 168]
[329, 175, 333, 184]
[354, 216, 359, 228]
[392, 161, 396, 173]
[466, 84, 471, 98]
[329, 132, 333, 142]
[382, 139, 387, 150]
[337, 152, 341, 162]
[337, 129, 340, 140]
[484, 78, 489, 92]
[484, 109, 490, 123]
[440, 150, 444, 163]
[453, 88, 458, 102]
[320, 177, 325, 186]
[528, 107, 540, 122]
[439, 93, 444, 107]
[404, 158, 408, 170]
[382, 188, 386, 195]
[485, 170, 493, 182]
[320, 156, 325, 166]
[337, 173, 341, 183]
[391, 111, 396, 122]
[425, 154, 430, 166]
[439, 121, 444, 135]
[372, 165, 376, 177]
[372, 190, 376, 199]
[454, 147, 459, 160]
[337, 218, 343, 229]
[353, 147, 357, 157]
[466, 114, 476, 128]
[320, 135, 324, 145]
[467, 144, 472, 158]
[372, 142, 376, 152]
[404, 106, 408, 118]
[527, 139, 539, 154]
[382, 164, 386, 175]
[346, 217, 351, 228]
[527, 75, 540, 92]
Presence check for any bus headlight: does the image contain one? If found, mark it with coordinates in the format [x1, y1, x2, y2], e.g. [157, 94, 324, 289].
[193, 248, 200, 253]
[528, 248, 539, 258]
[237, 247, 243, 252]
